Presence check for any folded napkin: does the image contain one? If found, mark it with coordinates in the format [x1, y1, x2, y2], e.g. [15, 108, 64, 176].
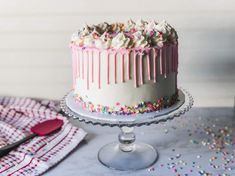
[0, 97, 87, 176]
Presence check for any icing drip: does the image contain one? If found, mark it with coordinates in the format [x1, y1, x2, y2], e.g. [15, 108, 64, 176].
[98, 51, 101, 89]
[72, 48, 76, 89]
[163, 47, 166, 78]
[126, 52, 130, 80]
[92, 50, 94, 82]
[86, 51, 89, 89]
[121, 53, 125, 82]
[160, 48, 163, 75]
[174, 44, 178, 92]
[167, 47, 170, 75]
[73, 49, 77, 80]
[174, 45, 177, 72]
[82, 50, 84, 80]
[153, 48, 158, 83]
[139, 53, 143, 85]
[171, 45, 175, 72]
[175, 45, 178, 91]
[75, 49, 80, 78]
[107, 52, 110, 84]
[79, 49, 83, 77]
[147, 52, 151, 80]
[114, 52, 117, 84]
[71, 43, 178, 90]
[176, 44, 178, 73]
[133, 51, 137, 88]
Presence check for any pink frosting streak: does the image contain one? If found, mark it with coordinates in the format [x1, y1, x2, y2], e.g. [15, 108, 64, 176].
[70, 43, 178, 90]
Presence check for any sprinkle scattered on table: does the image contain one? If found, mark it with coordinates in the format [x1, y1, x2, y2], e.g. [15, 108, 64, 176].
[147, 114, 235, 176]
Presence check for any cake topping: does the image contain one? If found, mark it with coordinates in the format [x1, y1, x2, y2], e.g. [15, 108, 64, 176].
[111, 32, 132, 49]
[71, 19, 178, 49]
[133, 31, 149, 48]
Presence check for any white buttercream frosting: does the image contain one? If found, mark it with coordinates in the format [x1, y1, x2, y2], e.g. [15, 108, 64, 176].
[94, 32, 112, 49]
[135, 19, 148, 31]
[133, 31, 149, 48]
[83, 35, 94, 47]
[124, 19, 136, 31]
[111, 32, 132, 49]
[71, 19, 178, 49]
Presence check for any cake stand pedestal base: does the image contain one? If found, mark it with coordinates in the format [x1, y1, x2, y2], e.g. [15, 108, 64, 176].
[61, 88, 194, 171]
[98, 127, 158, 171]
[98, 142, 158, 171]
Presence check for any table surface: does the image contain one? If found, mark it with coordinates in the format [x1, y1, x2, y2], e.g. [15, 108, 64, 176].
[45, 107, 235, 176]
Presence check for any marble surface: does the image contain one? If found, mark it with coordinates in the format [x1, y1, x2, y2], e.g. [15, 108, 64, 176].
[45, 108, 235, 176]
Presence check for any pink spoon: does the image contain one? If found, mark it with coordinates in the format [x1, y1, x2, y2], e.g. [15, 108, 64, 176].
[0, 119, 64, 157]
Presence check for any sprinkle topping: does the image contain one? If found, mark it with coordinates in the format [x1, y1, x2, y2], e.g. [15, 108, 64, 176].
[71, 19, 178, 49]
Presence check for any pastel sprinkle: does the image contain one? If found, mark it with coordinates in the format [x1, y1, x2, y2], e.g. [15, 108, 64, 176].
[74, 92, 178, 115]
[197, 155, 201, 159]
[176, 154, 181, 159]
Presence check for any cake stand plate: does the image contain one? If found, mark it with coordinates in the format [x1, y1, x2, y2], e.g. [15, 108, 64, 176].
[61, 88, 193, 171]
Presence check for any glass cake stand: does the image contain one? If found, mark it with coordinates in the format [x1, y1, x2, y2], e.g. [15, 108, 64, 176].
[60, 88, 193, 171]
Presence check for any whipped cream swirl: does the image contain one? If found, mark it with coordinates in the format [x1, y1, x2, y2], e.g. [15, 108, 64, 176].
[95, 32, 112, 49]
[111, 32, 132, 49]
[133, 31, 149, 48]
[71, 19, 178, 49]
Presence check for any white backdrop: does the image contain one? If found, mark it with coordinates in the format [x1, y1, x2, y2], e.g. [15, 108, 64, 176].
[0, 0, 234, 107]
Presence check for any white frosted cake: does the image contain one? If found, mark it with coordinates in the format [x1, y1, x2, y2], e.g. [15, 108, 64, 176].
[70, 19, 178, 115]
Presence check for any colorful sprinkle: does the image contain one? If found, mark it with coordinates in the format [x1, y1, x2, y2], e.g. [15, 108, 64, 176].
[74, 92, 178, 115]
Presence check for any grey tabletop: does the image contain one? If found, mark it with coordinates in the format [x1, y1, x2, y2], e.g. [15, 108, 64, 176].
[44, 107, 235, 176]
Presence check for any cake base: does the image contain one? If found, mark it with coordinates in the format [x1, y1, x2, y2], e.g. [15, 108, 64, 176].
[98, 142, 158, 171]
[64, 89, 185, 125]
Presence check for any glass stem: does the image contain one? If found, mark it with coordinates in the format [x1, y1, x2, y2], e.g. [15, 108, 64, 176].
[118, 126, 136, 152]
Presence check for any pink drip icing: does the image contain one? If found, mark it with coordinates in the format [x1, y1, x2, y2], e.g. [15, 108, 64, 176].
[176, 73, 178, 92]
[75, 49, 80, 78]
[86, 51, 89, 90]
[147, 53, 151, 80]
[98, 51, 101, 89]
[121, 53, 124, 82]
[92, 50, 94, 82]
[139, 53, 143, 85]
[176, 44, 178, 73]
[160, 48, 163, 75]
[174, 45, 177, 72]
[172, 45, 175, 72]
[114, 52, 117, 84]
[82, 50, 84, 80]
[72, 48, 76, 89]
[74, 49, 77, 80]
[71, 43, 178, 89]
[167, 47, 170, 75]
[133, 51, 137, 88]
[163, 47, 167, 78]
[175, 46, 178, 91]
[153, 49, 158, 83]
[127, 52, 130, 80]
[107, 52, 110, 84]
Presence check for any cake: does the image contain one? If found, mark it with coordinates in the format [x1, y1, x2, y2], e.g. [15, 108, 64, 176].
[70, 19, 178, 115]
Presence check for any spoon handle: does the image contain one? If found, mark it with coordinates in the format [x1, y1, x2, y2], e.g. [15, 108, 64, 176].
[0, 133, 37, 157]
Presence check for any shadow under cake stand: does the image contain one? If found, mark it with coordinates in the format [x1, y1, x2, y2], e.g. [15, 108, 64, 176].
[61, 88, 193, 171]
